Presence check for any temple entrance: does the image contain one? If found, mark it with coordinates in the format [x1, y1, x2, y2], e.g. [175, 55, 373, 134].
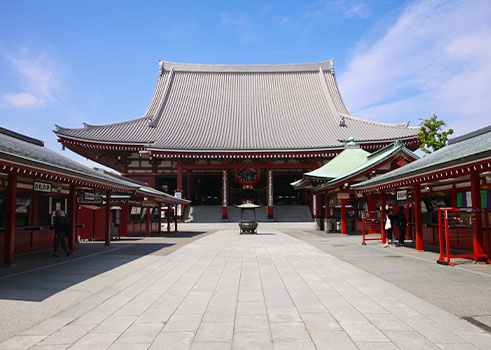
[156, 176, 177, 196]
[274, 174, 305, 205]
[192, 175, 221, 205]
[229, 170, 267, 205]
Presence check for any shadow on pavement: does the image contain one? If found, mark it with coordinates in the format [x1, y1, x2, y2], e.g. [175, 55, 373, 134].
[0, 240, 175, 302]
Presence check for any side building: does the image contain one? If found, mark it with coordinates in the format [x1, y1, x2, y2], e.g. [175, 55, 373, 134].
[55, 59, 420, 220]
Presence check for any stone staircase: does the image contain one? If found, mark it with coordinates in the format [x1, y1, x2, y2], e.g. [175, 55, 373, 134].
[189, 205, 313, 223]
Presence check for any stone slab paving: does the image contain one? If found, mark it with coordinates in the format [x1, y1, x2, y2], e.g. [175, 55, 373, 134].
[1, 229, 490, 349]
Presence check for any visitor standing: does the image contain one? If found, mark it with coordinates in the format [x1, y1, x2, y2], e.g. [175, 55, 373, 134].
[53, 210, 71, 257]
[384, 208, 395, 247]
[396, 205, 407, 246]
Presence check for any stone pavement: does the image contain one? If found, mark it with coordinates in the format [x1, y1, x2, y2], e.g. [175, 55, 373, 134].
[1, 228, 490, 349]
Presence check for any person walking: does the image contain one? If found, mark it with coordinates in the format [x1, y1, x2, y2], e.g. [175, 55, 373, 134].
[53, 210, 71, 257]
[384, 208, 395, 247]
[395, 205, 407, 246]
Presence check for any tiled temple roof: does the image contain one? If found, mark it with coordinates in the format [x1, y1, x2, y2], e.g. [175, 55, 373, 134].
[55, 60, 419, 152]
[353, 126, 491, 190]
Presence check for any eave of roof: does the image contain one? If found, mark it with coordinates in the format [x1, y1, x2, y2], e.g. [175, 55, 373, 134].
[313, 140, 419, 192]
[54, 59, 420, 152]
[353, 127, 491, 190]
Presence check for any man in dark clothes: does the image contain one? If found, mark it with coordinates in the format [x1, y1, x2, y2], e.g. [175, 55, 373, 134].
[396, 205, 408, 246]
[53, 210, 71, 257]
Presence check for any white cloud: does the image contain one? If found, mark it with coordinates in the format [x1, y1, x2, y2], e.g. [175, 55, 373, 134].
[2, 49, 65, 108]
[338, 0, 491, 135]
[1, 92, 45, 107]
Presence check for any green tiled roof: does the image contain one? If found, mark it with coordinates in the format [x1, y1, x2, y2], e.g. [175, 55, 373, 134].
[316, 139, 419, 191]
[353, 126, 491, 190]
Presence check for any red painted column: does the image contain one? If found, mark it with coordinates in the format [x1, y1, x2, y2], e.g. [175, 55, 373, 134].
[105, 191, 111, 246]
[146, 207, 151, 236]
[414, 184, 423, 251]
[341, 198, 347, 235]
[174, 206, 178, 232]
[381, 191, 386, 243]
[68, 184, 77, 252]
[167, 206, 171, 233]
[4, 173, 17, 266]
[470, 172, 484, 257]
[267, 169, 274, 220]
[158, 206, 162, 234]
[176, 159, 183, 191]
[222, 170, 228, 220]
[120, 203, 128, 236]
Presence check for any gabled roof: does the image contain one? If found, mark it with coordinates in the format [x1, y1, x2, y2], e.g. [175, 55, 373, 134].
[314, 139, 419, 192]
[292, 137, 370, 188]
[0, 127, 138, 191]
[353, 125, 491, 191]
[0, 127, 189, 205]
[95, 168, 190, 205]
[55, 60, 419, 153]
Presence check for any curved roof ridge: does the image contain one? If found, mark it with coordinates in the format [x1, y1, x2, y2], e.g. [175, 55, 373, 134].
[55, 115, 148, 134]
[159, 59, 334, 73]
[343, 114, 416, 129]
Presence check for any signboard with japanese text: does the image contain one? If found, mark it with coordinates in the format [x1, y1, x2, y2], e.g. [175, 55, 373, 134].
[33, 181, 51, 193]
[337, 192, 350, 200]
[396, 190, 408, 201]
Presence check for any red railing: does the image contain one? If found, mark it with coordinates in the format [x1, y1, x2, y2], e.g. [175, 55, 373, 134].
[361, 210, 384, 245]
[437, 207, 489, 266]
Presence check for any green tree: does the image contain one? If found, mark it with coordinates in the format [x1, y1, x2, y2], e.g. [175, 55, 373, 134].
[417, 114, 454, 154]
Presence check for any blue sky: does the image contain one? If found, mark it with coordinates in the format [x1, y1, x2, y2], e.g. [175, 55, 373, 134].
[1, 0, 490, 169]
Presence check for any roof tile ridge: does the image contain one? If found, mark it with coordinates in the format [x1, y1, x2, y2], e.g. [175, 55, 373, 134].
[344, 114, 418, 129]
[328, 67, 350, 114]
[318, 67, 342, 120]
[147, 67, 175, 128]
[54, 116, 147, 134]
[159, 59, 334, 73]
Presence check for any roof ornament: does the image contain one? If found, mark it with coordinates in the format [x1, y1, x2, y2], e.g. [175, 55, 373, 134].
[339, 116, 347, 127]
[159, 61, 164, 76]
[345, 137, 360, 149]
[147, 117, 156, 128]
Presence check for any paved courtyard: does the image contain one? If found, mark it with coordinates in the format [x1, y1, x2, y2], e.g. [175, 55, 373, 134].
[1, 227, 490, 349]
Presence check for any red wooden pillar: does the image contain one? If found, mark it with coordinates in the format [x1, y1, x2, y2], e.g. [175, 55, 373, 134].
[381, 191, 386, 243]
[341, 198, 347, 235]
[120, 203, 128, 236]
[158, 206, 162, 234]
[267, 169, 274, 220]
[222, 170, 228, 220]
[4, 173, 17, 266]
[324, 195, 329, 221]
[176, 159, 183, 191]
[414, 184, 423, 251]
[105, 191, 111, 246]
[450, 184, 457, 207]
[146, 207, 151, 236]
[470, 172, 484, 257]
[174, 206, 178, 232]
[167, 206, 171, 233]
[68, 184, 77, 252]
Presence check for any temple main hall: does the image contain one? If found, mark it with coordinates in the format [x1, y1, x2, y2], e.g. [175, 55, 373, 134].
[55, 59, 420, 220]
